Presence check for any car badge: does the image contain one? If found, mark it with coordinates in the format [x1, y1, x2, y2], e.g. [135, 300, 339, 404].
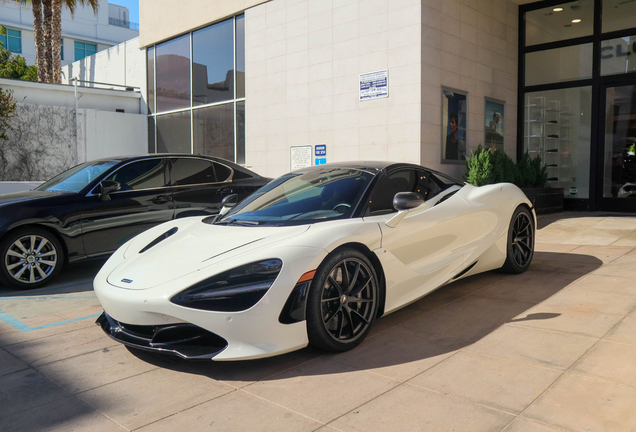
[121, 278, 133, 284]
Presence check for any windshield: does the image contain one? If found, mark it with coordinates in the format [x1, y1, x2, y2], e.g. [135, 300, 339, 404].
[35, 160, 120, 193]
[216, 168, 374, 226]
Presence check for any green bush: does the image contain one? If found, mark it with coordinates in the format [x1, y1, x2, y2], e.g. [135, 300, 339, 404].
[465, 145, 547, 188]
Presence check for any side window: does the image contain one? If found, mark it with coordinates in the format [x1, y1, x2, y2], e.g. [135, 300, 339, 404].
[172, 158, 217, 185]
[105, 159, 166, 192]
[366, 169, 418, 215]
[415, 170, 442, 201]
[213, 162, 232, 182]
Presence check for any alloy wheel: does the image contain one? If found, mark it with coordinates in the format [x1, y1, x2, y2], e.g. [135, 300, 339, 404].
[320, 258, 377, 344]
[4, 234, 58, 285]
[511, 212, 533, 267]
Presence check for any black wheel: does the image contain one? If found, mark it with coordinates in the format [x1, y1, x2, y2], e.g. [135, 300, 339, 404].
[0, 227, 64, 290]
[306, 248, 379, 352]
[500, 206, 534, 274]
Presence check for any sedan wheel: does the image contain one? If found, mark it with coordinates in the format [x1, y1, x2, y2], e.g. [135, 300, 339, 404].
[0, 228, 64, 289]
[307, 249, 379, 352]
[501, 206, 534, 274]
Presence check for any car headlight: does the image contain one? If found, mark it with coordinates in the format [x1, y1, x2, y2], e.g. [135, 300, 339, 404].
[170, 259, 283, 312]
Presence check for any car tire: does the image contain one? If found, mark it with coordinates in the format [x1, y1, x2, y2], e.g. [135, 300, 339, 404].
[0, 227, 65, 290]
[500, 206, 534, 274]
[306, 248, 379, 352]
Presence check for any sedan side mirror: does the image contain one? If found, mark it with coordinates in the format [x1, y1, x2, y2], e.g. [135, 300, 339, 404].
[386, 192, 424, 228]
[99, 180, 121, 201]
[219, 193, 238, 216]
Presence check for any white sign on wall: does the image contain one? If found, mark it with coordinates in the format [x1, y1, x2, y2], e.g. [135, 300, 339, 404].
[360, 70, 389, 101]
[290, 145, 312, 171]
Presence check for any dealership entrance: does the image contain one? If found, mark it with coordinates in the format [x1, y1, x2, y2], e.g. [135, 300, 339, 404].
[519, 0, 636, 212]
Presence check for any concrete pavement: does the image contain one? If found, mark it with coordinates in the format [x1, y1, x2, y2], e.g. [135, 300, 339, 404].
[1, 212, 636, 431]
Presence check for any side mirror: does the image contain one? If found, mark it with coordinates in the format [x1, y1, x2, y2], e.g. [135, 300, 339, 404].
[219, 193, 238, 216]
[99, 180, 121, 201]
[386, 192, 424, 228]
[393, 192, 424, 211]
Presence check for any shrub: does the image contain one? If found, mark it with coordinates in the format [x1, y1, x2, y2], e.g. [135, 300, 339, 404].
[465, 145, 547, 188]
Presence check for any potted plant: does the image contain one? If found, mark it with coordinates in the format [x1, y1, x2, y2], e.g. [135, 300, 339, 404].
[465, 145, 563, 214]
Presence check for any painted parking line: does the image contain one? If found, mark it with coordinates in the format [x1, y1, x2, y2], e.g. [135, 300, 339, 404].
[0, 295, 100, 332]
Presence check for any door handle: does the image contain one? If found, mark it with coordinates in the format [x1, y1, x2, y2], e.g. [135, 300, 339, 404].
[217, 187, 234, 195]
[152, 195, 172, 204]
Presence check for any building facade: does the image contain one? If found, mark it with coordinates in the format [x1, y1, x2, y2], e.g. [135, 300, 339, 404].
[0, 0, 139, 67]
[138, 0, 636, 212]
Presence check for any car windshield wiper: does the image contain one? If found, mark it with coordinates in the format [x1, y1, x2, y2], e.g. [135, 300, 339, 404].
[226, 219, 261, 226]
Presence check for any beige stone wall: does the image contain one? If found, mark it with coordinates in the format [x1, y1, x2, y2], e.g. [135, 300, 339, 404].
[138, 0, 268, 47]
[421, 0, 519, 179]
[245, 0, 423, 178]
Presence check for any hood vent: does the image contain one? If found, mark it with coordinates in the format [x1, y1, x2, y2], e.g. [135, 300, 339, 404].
[140, 227, 178, 254]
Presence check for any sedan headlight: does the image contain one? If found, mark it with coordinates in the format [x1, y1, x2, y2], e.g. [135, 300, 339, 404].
[170, 259, 283, 312]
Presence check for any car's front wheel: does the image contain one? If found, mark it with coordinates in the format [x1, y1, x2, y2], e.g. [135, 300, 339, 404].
[500, 206, 534, 274]
[306, 248, 379, 352]
[0, 228, 64, 290]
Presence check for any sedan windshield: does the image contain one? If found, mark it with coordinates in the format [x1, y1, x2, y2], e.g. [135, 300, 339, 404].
[217, 168, 374, 226]
[35, 160, 120, 193]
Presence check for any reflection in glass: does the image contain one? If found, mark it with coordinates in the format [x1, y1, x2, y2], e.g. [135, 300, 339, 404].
[236, 15, 245, 98]
[193, 19, 234, 106]
[601, 35, 636, 76]
[237, 101, 245, 164]
[193, 104, 234, 160]
[441, 89, 467, 162]
[603, 85, 636, 198]
[524, 87, 592, 199]
[156, 111, 191, 153]
[148, 116, 156, 153]
[156, 34, 191, 113]
[525, 44, 593, 86]
[147, 47, 155, 114]
[603, 0, 636, 33]
[525, 1, 593, 46]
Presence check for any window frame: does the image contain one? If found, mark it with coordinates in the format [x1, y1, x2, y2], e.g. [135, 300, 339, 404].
[169, 157, 235, 187]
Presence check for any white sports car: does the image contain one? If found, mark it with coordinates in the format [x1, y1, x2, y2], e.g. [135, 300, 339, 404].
[95, 162, 535, 361]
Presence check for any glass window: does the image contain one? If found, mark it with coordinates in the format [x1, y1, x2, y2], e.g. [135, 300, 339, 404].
[603, 0, 636, 33]
[525, 1, 594, 46]
[367, 170, 419, 215]
[61, 38, 64, 61]
[36, 160, 119, 193]
[237, 101, 245, 164]
[236, 14, 245, 98]
[523, 87, 592, 199]
[156, 34, 191, 112]
[156, 111, 191, 153]
[1, 29, 22, 53]
[105, 159, 167, 191]
[148, 116, 156, 153]
[525, 44, 593, 86]
[441, 89, 467, 162]
[214, 162, 232, 181]
[601, 35, 636, 76]
[74, 41, 97, 61]
[192, 19, 234, 106]
[193, 103, 234, 160]
[147, 47, 155, 114]
[172, 158, 217, 185]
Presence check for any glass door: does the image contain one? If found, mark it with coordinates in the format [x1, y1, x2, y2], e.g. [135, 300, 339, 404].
[601, 84, 636, 209]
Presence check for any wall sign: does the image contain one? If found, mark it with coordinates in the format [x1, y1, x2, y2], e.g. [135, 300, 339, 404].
[315, 144, 327, 165]
[360, 70, 388, 101]
[290, 145, 312, 171]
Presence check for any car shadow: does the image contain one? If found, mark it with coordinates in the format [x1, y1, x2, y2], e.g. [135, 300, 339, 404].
[127, 251, 603, 383]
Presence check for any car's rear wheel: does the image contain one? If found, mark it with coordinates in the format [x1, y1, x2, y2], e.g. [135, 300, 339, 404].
[500, 206, 534, 274]
[306, 248, 379, 352]
[0, 228, 64, 290]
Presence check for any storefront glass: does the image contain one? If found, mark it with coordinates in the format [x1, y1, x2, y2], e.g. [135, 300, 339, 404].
[525, 44, 593, 86]
[602, 0, 636, 33]
[525, 1, 594, 46]
[601, 35, 636, 76]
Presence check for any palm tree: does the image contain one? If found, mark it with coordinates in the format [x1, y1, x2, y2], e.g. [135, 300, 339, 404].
[13, 0, 99, 83]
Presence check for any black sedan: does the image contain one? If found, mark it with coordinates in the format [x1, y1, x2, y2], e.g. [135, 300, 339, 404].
[0, 154, 269, 289]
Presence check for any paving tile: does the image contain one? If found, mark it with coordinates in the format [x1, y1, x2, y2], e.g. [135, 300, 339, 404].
[245, 357, 399, 423]
[329, 383, 514, 432]
[0, 346, 29, 377]
[5, 326, 119, 367]
[502, 416, 573, 432]
[565, 274, 636, 297]
[0, 319, 97, 347]
[605, 314, 636, 345]
[0, 368, 70, 418]
[0, 396, 125, 432]
[466, 324, 597, 371]
[594, 259, 636, 279]
[562, 228, 630, 246]
[136, 389, 323, 432]
[611, 231, 636, 246]
[36, 345, 158, 394]
[409, 351, 561, 414]
[369, 303, 428, 336]
[57, 305, 104, 320]
[327, 326, 457, 381]
[538, 285, 636, 315]
[534, 243, 578, 253]
[524, 373, 636, 432]
[563, 245, 633, 264]
[78, 368, 235, 430]
[591, 217, 636, 230]
[572, 340, 636, 387]
[400, 296, 535, 350]
[527, 257, 601, 275]
[509, 305, 623, 339]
